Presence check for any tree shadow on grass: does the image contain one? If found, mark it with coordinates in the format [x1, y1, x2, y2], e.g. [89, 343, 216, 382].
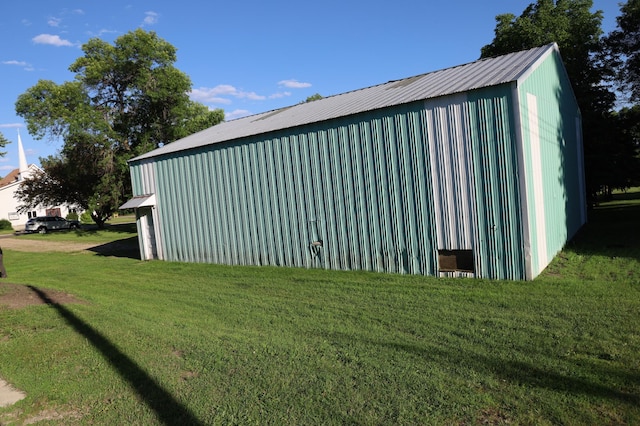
[27, 285, 204, 425]
[88, 237, 140, 260]
[565, 202, 640, 261]
[381, 337, 640, 406]
[325, 329, 639, 409]
[78, 222, 138, 234]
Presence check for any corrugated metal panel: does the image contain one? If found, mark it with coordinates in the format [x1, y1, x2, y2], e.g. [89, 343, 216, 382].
[128, 159, 163, 261]
[131, 159, 156, 195]
[517, 48, 585, 278]
[131, 44, 557, 162]
[425, 94, 480, 278]
[130, 88, 528, 279]
[466, 86, 526, 280]
[122, 44, 586, 280]
[426, 94, 478, 251]
[149, 103, 440, 275]
[525, 93, 549, 273]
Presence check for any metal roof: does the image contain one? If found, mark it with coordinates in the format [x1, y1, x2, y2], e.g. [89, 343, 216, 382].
[132, 43, 557, 162]
[119, 193, 156, 209]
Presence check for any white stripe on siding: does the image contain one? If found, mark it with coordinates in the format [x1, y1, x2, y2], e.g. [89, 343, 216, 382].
[426, 94, 477, 251]
[512, 83, 533, 280]
[526, 93, 548, 272]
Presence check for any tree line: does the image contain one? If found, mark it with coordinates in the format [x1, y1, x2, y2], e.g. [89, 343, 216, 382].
[10, 30, 224, 226]
[481, 0, 640, 202]
[3, 0, 639, 224]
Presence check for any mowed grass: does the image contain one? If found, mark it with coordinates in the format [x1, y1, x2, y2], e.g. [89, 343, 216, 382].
[0, 196, 638, 425]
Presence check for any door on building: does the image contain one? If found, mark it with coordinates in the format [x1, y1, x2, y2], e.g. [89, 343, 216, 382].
[138, 207, 158, 260]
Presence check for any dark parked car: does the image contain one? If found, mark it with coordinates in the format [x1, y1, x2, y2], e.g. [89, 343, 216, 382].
[24, 216, 81, 234]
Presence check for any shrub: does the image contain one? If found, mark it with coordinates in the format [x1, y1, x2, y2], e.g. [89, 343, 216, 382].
[80, 211, 93, 224]
[66, 212, 79, 221]
[0, 219, 13, 231]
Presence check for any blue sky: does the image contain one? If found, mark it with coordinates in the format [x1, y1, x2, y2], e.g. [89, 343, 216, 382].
[0, 1, 623, 175]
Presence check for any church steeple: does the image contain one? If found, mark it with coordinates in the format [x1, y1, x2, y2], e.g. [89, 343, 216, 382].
[17, 130, 28, 181]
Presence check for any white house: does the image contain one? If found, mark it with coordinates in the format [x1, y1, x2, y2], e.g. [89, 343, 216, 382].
[0, 134, 78, 231]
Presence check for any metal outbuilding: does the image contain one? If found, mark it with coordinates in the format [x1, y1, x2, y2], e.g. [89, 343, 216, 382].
[121, 43, 586, 280]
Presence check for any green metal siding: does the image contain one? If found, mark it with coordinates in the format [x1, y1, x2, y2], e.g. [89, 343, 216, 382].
[145, 104, 442, 275]
[122, 44, 587, 280]
[129, 90, 531, 279]
[518, 50, 585, 277]
[467, 86, 526, 280]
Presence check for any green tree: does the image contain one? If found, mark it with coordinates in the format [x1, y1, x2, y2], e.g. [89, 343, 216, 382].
[0, 132, 8, 158]
[615, 106, 640, 187]
[605, 0, 640, 103]
[15, 29, 224, 226]
[481, 0, 616, 202]
[304, 93, 323, 103]
[590, 107, 640, 197]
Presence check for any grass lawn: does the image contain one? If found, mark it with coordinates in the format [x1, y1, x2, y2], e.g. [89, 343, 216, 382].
[0, 194, 638, 425]
[15, 215, 137, 244]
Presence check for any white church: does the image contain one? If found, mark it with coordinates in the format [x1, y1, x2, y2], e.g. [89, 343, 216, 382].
[0, 133, 78, 231]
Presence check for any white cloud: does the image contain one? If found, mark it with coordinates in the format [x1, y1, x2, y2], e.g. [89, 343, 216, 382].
[73, 9, 85, 15]
[269, 91, 292, 99]
[225, 109, 252, 120]
[143, 11, 159, 25]
[3, 60, 28, 67]
[209, 85, 236, 95]
[239, 91, 266, 101]
[278, 79, 312, 89]
[48, 17, 62, 27]
[32, 34, 73, 47]
[190, 85, 266, 104]
[99, 28, 118, 36]
[86, 28, 118, 37]
[3, 60, 33, 71]
[0, 123, 23, 129]
[190, 86, 234, 104]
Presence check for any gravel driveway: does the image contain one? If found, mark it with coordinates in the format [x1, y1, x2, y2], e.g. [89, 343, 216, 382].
[0, 234, 100, 253]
